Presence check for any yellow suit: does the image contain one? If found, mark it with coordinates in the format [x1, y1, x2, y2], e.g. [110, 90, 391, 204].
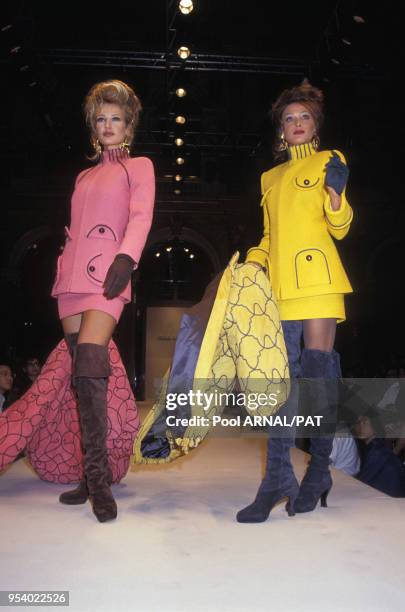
[246, 143, 353, 320]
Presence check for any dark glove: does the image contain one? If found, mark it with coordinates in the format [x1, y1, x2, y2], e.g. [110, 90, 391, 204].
[324, 150, 349, 195]
[103, 254, 135, 299]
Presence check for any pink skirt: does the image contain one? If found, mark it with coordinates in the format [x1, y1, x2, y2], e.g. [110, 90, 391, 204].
[57, 292, 126, 323]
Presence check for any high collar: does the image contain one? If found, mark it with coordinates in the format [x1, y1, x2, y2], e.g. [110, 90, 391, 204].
[287, 142, 317, 162]
[101, 147, 130, 164]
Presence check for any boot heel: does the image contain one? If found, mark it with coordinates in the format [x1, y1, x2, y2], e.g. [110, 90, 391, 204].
[236, 487, 298, 523]
[285, 498, 296, 517]
[320, 488, 331, 508]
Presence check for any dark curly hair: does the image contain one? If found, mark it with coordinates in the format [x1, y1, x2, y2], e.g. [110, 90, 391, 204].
[271, 78, 324, 162]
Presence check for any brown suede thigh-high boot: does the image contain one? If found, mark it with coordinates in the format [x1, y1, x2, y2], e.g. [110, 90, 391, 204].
[73, 342, 117, 523]
[59, 332, 89, 505]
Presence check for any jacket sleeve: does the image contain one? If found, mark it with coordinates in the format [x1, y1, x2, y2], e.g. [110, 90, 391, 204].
[245, 173, 271, 268]
[323, 150, 353, 240]
[117, 157, 155, 266]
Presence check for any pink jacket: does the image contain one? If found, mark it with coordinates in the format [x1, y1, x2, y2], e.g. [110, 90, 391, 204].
[51, 149, 155, 303]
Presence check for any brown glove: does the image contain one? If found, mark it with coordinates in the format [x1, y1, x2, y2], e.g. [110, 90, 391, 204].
[103, 254, 135, 299]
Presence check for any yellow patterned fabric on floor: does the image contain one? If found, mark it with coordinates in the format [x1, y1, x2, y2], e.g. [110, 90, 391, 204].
[132, 253, 290, 465]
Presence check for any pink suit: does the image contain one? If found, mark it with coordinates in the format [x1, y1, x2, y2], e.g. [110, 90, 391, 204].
[52, 148, 155, 309]
[0, 149, 154, 484]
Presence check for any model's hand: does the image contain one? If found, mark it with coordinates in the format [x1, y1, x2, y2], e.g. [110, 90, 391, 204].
[103, 254, 135, 299]
[325, 184, 342, 211]
[324, 151, 349, 196]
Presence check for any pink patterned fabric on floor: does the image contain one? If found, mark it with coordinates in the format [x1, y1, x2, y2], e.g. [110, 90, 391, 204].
[0, 338, 139, 484]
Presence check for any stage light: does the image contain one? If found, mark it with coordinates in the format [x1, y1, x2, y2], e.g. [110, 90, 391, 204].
[10, 46, 21, 54]
[28, 81, 37, 87]
[175, 115, 186, 124]
[174, 188, 182, 195]
[342, 38, 351, 46]
[176, 157, 185, 165]
[184, 248, 189, 252]
[19, 65, 29, 71]
[164, 173, 173, 178]
[190, 254, 195, 259]
[1, 25, 13, 32]
[177, 46, 191, 60]
[166, 246, 173, 252]
[175, 138, 184, 146]
[189, 175, 197, 179]
[353, 15, 365, 23]
[331, 58, 340, 65]
[155, 252, 161, 257]
[176, 87, 187, 97]
[175, 174, 182, 182]
[179, 1, 194, 15]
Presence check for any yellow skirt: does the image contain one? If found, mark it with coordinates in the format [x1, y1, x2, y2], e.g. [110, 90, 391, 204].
[278, 293, 346, 323]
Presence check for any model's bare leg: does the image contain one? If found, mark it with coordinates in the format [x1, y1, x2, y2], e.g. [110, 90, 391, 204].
[303, 318, 336, 352]
[61, 313, 82, 336]
[77, 310, 116, 346]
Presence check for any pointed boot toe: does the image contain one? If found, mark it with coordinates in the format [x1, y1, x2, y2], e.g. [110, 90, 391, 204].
[59, 480, 89, 505]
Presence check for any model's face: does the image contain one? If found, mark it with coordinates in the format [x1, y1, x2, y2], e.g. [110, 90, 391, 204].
[94, 103, 128, 150]
[0, 365, 13, 393]
[281, 102, 316, 146]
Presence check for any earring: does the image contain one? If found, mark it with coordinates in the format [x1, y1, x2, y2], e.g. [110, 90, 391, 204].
[119, 138, 130, 154]
[92, 138, 102, 156]
[311, 134, 320, 150]
[279, 134, 288, 151]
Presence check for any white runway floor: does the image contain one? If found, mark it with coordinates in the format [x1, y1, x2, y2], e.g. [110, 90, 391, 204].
[1, 416, 405, 612]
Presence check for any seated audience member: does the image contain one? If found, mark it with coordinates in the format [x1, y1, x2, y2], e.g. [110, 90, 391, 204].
[353, 409, 405, 497]
[15, 355, 42, 396]
[0, 362, 14, 412]
[330, 424, 361, 476]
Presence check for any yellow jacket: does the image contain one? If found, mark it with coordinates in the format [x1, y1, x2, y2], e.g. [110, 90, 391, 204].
[246, 142, 353, 300]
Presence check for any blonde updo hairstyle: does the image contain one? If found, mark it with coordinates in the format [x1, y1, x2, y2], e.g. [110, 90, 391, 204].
[84, 79, 142, 160]
[271, 78, 324, 162]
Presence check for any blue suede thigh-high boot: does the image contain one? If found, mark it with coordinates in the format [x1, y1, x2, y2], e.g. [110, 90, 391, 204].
[236, 321, 302, 523]
[294, 348, 340, 513]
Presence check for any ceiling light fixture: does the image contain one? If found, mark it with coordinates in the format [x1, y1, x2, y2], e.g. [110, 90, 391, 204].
[179, 1, 194, 15]
[178, 46, 191, 60]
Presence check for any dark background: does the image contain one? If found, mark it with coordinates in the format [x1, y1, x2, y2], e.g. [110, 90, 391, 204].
[1, 1, 403, 392]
